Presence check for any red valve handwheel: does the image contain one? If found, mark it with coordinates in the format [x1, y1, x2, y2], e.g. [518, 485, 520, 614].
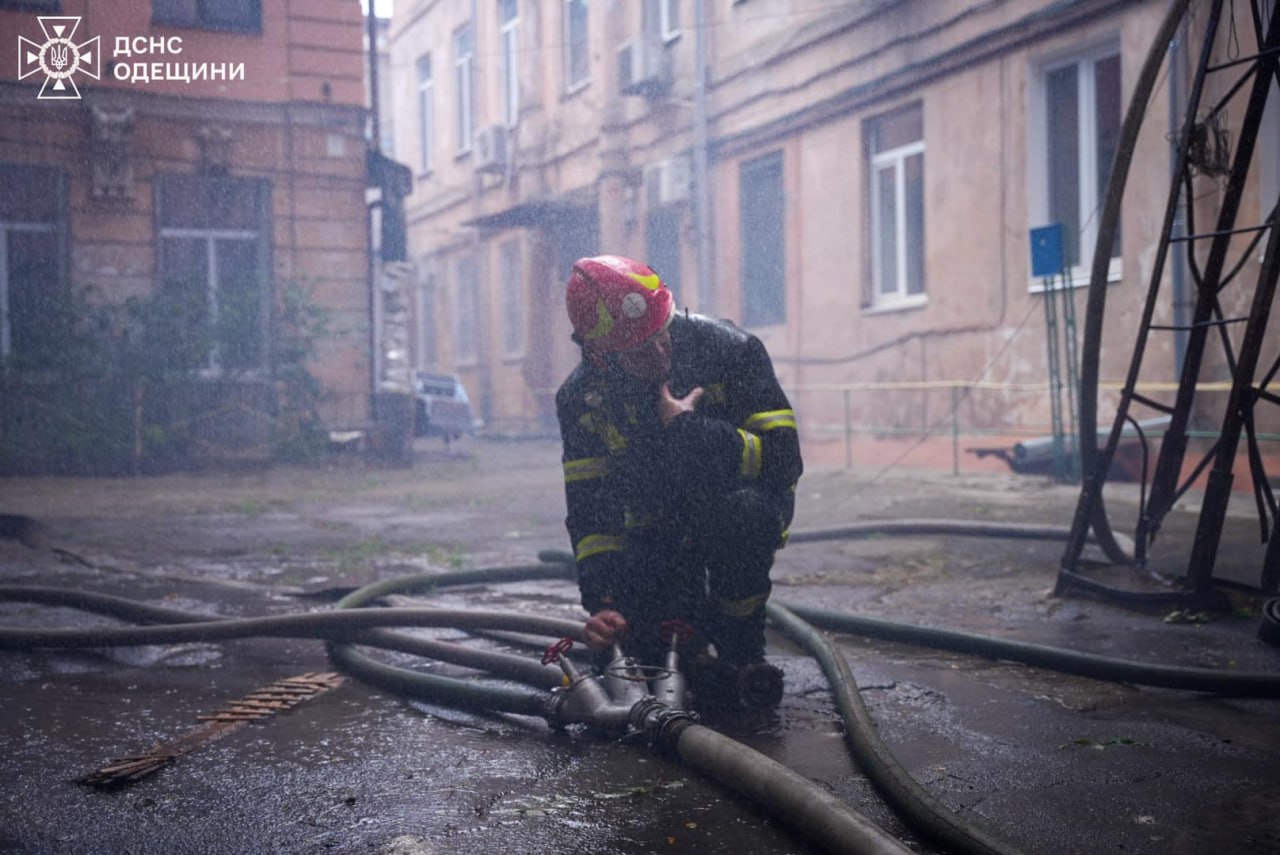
[542, 637, 574, 665]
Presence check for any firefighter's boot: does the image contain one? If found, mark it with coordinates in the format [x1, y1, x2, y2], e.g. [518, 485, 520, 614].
[711, 611, 783, 710]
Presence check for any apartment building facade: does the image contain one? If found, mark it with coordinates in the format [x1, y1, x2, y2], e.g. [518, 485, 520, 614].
[392, 0, 1279, 463]
[0, 0, 372, 471]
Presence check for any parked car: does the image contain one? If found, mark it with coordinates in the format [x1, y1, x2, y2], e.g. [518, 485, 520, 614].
[413, 371, 479, 441]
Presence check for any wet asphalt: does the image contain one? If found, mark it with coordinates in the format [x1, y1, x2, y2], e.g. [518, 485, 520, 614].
[0, 437, 1277, 855]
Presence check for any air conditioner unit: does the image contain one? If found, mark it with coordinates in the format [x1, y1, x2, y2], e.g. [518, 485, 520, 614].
[644, 155, 691, 207]
[617, 38, 671, 97]
[473, 124, 509, 174]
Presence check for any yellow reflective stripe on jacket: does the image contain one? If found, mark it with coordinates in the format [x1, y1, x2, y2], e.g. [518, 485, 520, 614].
[563, 456, 609, 483]
[716, 592, 769, 618]
[742, 409, 797, 433]
[575, 533, 624, 561]
[738, 429, 763, 479]
[578, 412, 627, 452]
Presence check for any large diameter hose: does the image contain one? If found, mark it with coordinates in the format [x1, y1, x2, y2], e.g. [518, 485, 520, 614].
[325, 569, 581, 715]
[0, 585, 575, 717]
[331, 571, 918, 855]
[787, 520, 1133, 552]
[672, 722, 914, 855]
[782, 603, 1280, 698]
[768, 602, 1024, 855]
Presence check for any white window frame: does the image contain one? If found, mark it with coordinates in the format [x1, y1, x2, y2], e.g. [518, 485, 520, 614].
[158, 227, 261, 374]
[659, 0, 680, 42]
[416, 53, 434, 174]
[1028, 40, 1123, 290]
[563, 0, 589, 93]
[645, 0, 680, 43]
[500, 0, 520, 127]
[867, 108, 926, 311]
[499, 239, 524, 358]
[454, 24, 474, 155]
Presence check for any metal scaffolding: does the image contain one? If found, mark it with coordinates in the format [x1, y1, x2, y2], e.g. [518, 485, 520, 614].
[1059, 0, 1280, 607]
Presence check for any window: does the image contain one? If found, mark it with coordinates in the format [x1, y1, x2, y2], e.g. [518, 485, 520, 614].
[645, 0, 680, 43]
[739, 151, 786, 327]
[867, 103, 925, 307]
[454, 254, 479, 364]
[417, 264, 437, 368]
[416, 54, 434, 173]
[563, 0, 589, 92]
[646, 208, 681, 299]
[152, 0, 261, 32]
[156, 174, 270, 372]
[1032, 45, 1121, 279]
[454, 25, 474, 154]
[1262, 76, 1279, 238]
[0, 165, 65, 365]
[499, 239, 524, 356]
[499, 0, 520, 127]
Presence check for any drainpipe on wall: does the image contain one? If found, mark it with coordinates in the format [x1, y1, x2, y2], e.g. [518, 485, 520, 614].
[693, 0, 713, 313]
[365, 0, 383, 416]
[471, 0, 493, 429]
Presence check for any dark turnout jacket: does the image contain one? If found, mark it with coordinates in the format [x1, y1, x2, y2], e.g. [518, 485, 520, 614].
[556, 312, 803, 613]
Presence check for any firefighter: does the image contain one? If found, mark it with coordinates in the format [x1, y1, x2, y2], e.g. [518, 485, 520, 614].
[556, 255, 802, 708]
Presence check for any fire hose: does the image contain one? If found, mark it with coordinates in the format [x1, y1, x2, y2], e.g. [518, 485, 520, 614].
[2, 524, 1279, 854]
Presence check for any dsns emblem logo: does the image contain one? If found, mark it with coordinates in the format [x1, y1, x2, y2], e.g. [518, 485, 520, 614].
[17, 16, 101, 100]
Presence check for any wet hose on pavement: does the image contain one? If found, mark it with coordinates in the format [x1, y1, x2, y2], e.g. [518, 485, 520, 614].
[3, 520, 1280, 855]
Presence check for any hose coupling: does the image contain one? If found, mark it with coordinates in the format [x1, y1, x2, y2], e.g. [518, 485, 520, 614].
[630, 700, 699, 756]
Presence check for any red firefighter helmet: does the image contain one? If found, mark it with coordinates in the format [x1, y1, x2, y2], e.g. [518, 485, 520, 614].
[565, 256, 674, 357]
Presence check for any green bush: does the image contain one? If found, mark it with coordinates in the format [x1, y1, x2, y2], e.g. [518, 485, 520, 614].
[0, 280, 331, 474]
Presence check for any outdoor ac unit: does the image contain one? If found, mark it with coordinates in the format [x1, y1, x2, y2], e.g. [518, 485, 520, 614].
[644, 155, 691, 207]
[473, 124, 509, 174]
[617, 38, 671, 97]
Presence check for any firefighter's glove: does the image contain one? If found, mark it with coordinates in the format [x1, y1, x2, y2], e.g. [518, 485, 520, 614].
[583, 609, 630, 650]
[658, 383, 704, 427]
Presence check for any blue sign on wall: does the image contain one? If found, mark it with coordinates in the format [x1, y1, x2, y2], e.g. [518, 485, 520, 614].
[1030, 224, 1065, 278]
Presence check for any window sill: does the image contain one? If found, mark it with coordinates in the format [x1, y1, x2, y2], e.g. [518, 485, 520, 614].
[1027, 257, 1122, 293]
[863, 293, 929, 315]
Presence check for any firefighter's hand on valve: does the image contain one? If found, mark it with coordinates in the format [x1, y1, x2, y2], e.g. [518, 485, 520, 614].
[658, 383, 704, 427]
[584, 609, 629, 650]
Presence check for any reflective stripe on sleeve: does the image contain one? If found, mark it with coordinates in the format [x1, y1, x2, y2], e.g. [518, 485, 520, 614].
[575, 533, 624, 561]
[741, 409, 797, 433]
[738, 429, 763, 479]
[563, 456, 609, 483]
